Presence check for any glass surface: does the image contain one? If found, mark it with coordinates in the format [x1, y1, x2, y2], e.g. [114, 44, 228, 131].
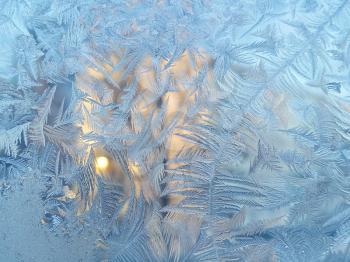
[1, 0, 350, 261]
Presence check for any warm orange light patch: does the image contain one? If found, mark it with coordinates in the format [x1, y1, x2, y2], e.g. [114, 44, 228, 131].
[96, 156, 109, 170]
[78, 50, 213, 207]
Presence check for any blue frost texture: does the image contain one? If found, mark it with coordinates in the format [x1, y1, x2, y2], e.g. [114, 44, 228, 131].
[1, 0, 350, 261]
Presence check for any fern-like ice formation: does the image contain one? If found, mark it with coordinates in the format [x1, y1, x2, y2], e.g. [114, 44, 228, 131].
[1, 0, 350, 261]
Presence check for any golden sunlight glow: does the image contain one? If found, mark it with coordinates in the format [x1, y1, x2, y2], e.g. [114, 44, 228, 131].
[79, 51, 212, 204]
[96, 156, 109, 170]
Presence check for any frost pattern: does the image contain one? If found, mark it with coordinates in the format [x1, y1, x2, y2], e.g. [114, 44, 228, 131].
[1, 0, 350, 261]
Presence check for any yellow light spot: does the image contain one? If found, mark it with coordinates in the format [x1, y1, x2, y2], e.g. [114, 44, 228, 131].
[96, 156, 109, 170]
